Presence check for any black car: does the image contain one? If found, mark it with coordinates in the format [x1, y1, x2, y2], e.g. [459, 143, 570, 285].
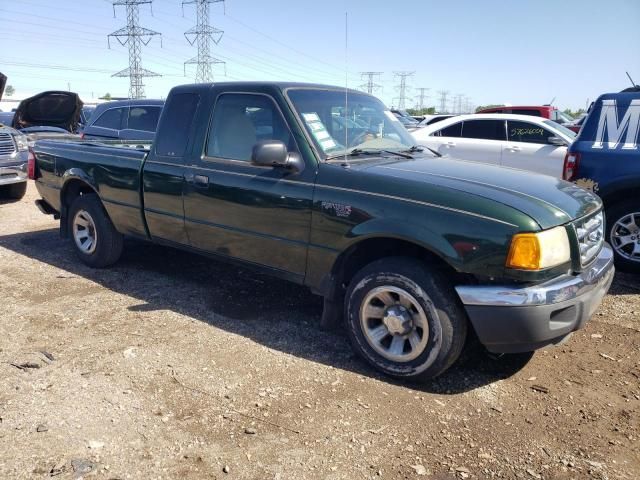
[82, 99, 164, 141]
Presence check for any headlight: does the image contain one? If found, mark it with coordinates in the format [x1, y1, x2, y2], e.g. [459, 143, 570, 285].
[506, 226, 571, 270]
[15, 134, 29, 151]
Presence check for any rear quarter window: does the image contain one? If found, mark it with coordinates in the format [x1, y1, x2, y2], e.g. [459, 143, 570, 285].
[155, 94, 200, 157]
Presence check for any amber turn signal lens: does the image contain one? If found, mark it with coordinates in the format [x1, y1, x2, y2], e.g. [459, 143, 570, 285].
[506, 227, 571, 271]
[506, 233, 541, 270]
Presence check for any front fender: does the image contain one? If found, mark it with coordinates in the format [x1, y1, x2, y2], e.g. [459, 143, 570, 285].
[347, 217, 462, 266]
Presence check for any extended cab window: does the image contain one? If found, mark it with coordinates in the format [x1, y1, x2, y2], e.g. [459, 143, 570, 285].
[507, 121, 551, 144]
[461, 120, 506, 140]
[156, 93, 199, 157]
[128, 106, 162, 132]
[93, 108, 125, 130]
[434, 122, 462, 137]
[207, 93, 292, 162]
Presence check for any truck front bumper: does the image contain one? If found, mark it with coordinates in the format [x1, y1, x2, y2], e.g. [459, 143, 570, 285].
[455, 244, 615, 353]
[0, 162, 28, 186]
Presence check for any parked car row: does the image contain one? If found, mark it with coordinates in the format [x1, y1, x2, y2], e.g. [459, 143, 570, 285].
[477, 104, 575, 125]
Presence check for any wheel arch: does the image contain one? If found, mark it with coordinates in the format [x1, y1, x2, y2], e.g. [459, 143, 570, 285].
[324, 233, 460, 301]
[600, 182, 640, 213]
[59, 170, 100, 238]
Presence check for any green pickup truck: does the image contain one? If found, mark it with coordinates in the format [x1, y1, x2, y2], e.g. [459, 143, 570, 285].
[30, 82, 614, 381]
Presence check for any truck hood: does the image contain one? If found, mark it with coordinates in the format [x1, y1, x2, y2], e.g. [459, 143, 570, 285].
[361, 155, 601, 229]
[12, 91, 83, 133]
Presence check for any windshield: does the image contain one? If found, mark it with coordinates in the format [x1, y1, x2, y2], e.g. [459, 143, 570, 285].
[286, 88, 416, 158]
[543, 120, 576, 139]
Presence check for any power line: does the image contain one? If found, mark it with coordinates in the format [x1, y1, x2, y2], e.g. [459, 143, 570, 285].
[182, 0, 225, 83]
[393, 71, 415, 110]
[359, 72, 383, 95]
[108, 0, 162, 99]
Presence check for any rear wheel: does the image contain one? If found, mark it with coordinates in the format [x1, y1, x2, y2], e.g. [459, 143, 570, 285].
[0, 181, 27, 200]
[344, 257, 467, 381]
[607, 200, 640, 273]
[68, 194, 123, 268]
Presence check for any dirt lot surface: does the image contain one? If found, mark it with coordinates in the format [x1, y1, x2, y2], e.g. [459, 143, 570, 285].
[1, 184, 639, 480]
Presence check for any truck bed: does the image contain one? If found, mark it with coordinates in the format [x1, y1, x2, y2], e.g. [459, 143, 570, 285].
[33, 139, 149, 237]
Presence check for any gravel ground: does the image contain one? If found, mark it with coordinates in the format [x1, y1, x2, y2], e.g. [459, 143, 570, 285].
[1, 183, 639, 480]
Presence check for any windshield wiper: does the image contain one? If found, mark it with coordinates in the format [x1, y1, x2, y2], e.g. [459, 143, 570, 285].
[325, 147, 414, 161]
[402, 144, 442, 157]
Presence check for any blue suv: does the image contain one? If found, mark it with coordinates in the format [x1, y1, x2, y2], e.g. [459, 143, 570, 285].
[82, 99, 164, 141]
[564, 89, 640, 272]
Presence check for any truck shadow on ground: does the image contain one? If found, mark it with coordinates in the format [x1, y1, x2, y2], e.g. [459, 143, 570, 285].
[6, 227, 622, 394]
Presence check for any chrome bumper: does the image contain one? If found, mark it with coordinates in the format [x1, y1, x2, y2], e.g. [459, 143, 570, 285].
[456, 245, 614, 307]
[0, 163, 28, 186]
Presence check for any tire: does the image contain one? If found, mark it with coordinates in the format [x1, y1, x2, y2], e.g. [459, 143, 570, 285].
[67, 194, 123, 268]
[1, 182, 27, 200]
[344, 257, 467, 381]
[606, 200, 640, 273]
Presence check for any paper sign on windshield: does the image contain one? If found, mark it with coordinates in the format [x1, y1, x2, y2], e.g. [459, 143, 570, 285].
[302, 112, 339, 151]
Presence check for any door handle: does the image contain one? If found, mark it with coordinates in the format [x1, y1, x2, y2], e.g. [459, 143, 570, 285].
[185, 173, 209, 187]
[507, 145, 521, 152]
[194, 174, 209, 186]
[445, 142, 456, 147]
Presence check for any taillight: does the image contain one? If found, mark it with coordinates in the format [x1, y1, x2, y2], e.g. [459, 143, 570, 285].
[27, 148, 36, 180]
[80, 132, 85, 140]
[563, 151, 580, 181]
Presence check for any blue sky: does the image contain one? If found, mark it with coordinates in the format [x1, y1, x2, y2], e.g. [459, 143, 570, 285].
[1, 0, 638, 111]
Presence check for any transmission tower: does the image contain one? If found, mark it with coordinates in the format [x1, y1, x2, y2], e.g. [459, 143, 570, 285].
[415, 87, 430, 110]
[108, 0, 162, 99]
[437, 90, 450, 113]
[393, 71, 415, 109]
[183, 0, 225, 83]
[453, 93, 463, 114]
[359, 71, 383, 95]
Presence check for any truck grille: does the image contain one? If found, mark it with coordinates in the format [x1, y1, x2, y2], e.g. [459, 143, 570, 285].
[574, 211, 604, 266]
[0, 132, 17, 156]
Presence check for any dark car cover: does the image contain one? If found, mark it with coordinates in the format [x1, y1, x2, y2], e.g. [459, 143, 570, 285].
[0, 73, 6, 101]
[12, 91, 83, 132]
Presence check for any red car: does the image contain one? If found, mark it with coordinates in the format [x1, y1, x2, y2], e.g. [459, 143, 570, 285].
[476, 105, 574, 125]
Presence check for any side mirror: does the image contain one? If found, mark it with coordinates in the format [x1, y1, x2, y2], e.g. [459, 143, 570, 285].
[251, 140, 304, 173]
[548, 135, 567, 146]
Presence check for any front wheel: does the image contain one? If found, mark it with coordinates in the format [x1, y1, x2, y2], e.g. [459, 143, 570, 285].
[607, 200, 640, 273]
[68, 194, 123, 268]
[344, 257, 467, 381]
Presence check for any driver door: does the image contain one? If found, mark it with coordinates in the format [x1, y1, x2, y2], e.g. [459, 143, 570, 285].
[182, 92, 316, 280]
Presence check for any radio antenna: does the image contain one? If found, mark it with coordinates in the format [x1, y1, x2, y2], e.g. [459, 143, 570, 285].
[626, 71, 637, 87]
[344, 11, 349, 167]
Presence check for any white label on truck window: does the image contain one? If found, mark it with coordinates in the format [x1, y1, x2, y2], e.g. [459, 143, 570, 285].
[320, 138, 337, 149]
[302, 112, 338, 150]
